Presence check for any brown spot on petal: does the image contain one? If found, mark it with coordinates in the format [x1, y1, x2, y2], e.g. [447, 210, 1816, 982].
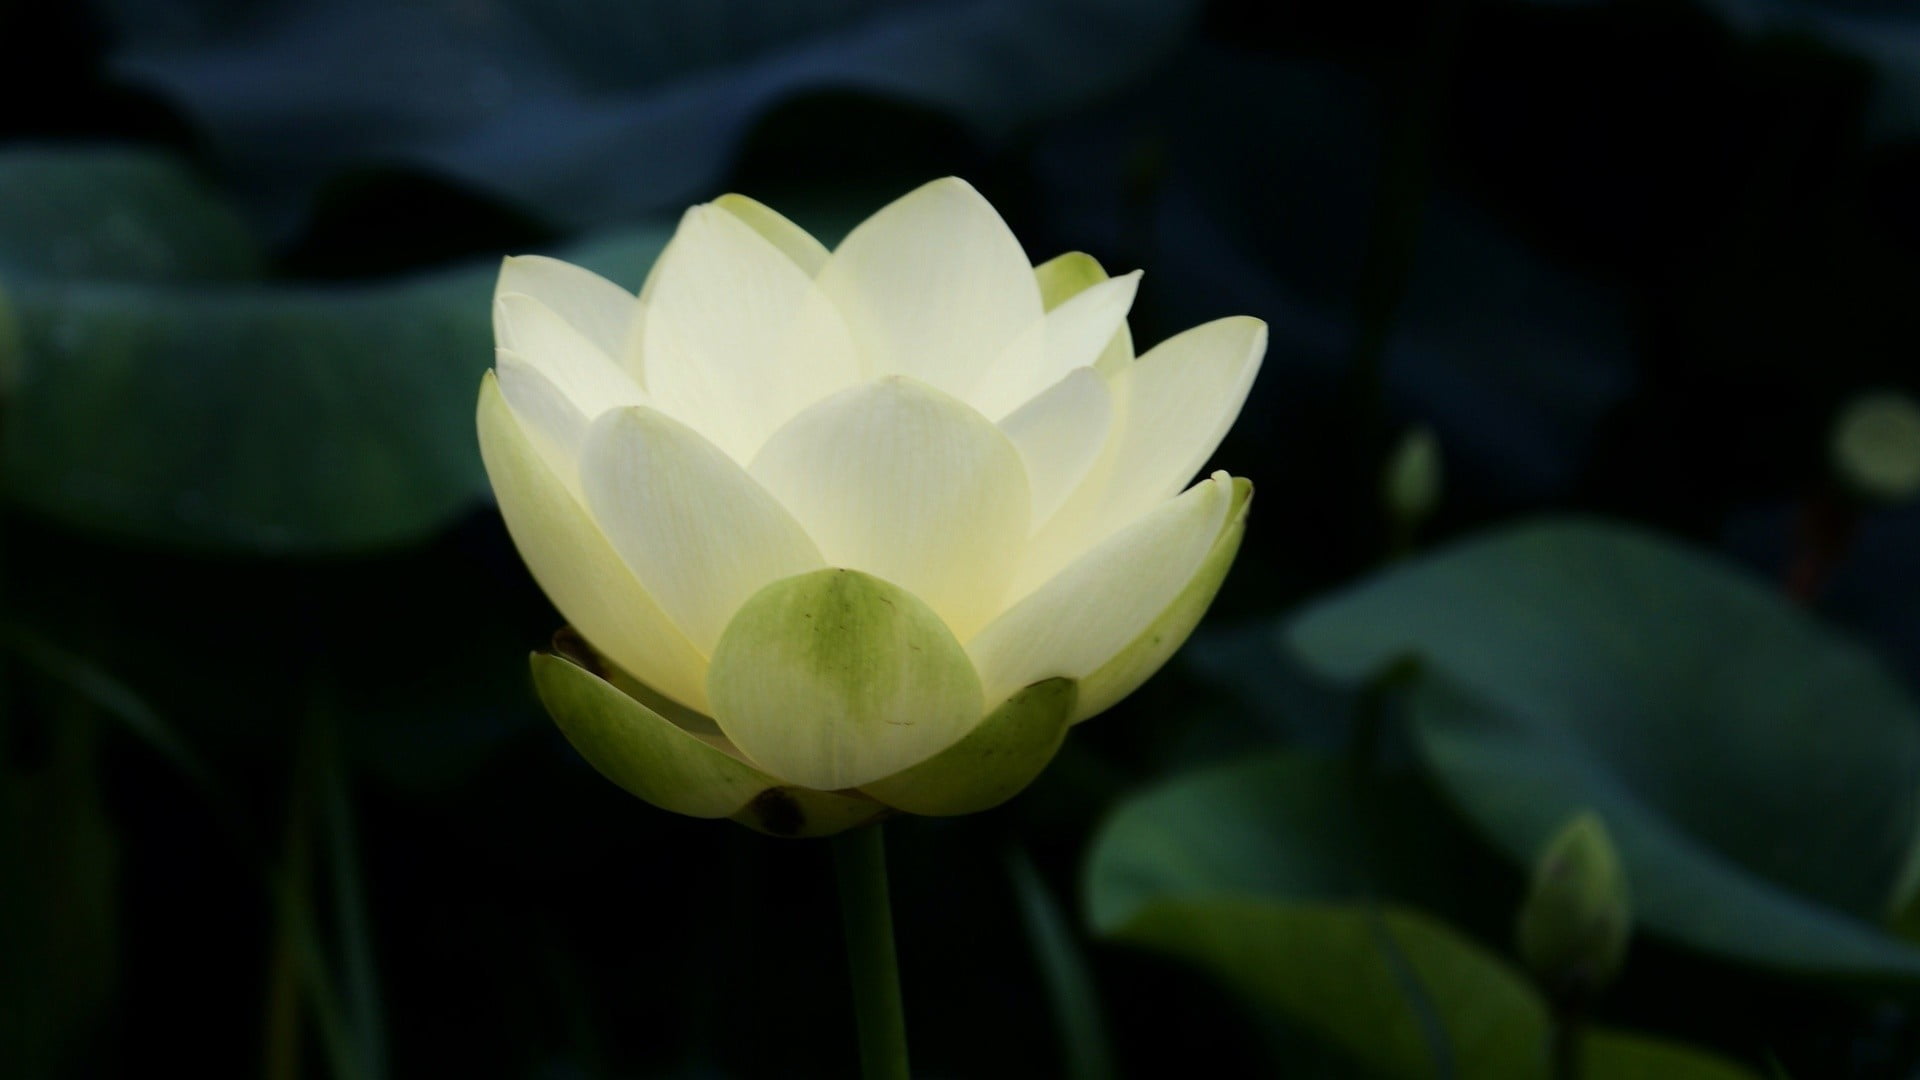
[550, 625, 604, 677]
[749, 788, 805, 837]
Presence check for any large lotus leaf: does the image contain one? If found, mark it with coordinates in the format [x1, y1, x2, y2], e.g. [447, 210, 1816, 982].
[0, 146, 672, 552]
[0, 146, 261, 281]
[1085, 750, 1505, 936]
[99, 0, 1200, 229]
[1088, 751, 1760, 1079]
[1285, 517, 1920, 980]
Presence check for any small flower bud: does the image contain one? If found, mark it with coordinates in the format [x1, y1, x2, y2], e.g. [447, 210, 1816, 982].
[1832, 390, 1920, 505]
[1383, 425, 1442, 529]
[1517, 811, 1631, 999]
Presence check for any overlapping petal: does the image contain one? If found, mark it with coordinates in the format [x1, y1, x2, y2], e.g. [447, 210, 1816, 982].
[494, 292, 646, 419]
[714, 193, 830, 276]
[580, 406, 825, 652]
[815, 177, 1042, 396]
[967, 472, 1236, 710]
[971, 270, 1140, 419]
[999, 367, 1115, 527]
[639, 203, 861, 461]
[497, 254, 638, 362]
[477, 375, 710, 711]
[750, 377, 1030, 640]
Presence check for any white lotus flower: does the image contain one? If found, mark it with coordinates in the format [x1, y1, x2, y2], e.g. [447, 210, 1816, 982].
[479, 178, 1262, 836]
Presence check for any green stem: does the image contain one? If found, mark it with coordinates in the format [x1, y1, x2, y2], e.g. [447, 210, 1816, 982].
[1550, 1002, 1585, 1080]
[833, 823, 910, 1080]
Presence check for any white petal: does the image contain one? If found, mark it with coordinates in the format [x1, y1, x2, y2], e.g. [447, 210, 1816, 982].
[495, 348, 587, 480]
[966, 473, 1233, 709]
[1097, 316, 1265, 521]
[714, 193, 829, 275]
[998, 368, 1114, 527]
[496, 255, 638, 361]
[1007, 320, 1259, 595]
[580, 406, 825, 652]
[749, 377, 1030, 640]
[477, 375, 710, 711]
[815, 177, 1042, 397]
[494, 292, 647, 418]
[641, 204, 862, 461]
[971, 271, 1141, 419]
[1072, 476, 1251, 723]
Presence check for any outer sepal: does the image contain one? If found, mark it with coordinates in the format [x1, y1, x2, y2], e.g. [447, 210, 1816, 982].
[530, 650, 776, 819]
[1073, 476, 1253, 723]
[706, 567, 985, 791]
[862, 677, 1077, 816]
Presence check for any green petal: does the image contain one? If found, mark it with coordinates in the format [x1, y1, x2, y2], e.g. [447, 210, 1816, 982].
[530, 651, 774, 819]
[1073, 476, 1252, 723]
[1034, 252, 1109, 310]
[862, 677, 1076, 815]
[707, 568, 985, 791]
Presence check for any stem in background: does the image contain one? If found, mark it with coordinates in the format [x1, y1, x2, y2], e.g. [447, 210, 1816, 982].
[833, 824, 910, 1080]
[265, 755, 315, 1080]
[1784, 489, 1857, 605]
[1550, 1002, 1586, 1080]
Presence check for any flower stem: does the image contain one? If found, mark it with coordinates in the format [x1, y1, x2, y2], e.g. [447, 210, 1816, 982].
[833, 823, 910, 1080]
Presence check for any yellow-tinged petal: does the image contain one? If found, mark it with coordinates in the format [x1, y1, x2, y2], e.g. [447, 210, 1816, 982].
[579, 406, 824, 653]
[477, 375, 710, 710]
[967, 472, 1234, 709]
[707, 569, 986, 791]
[1033, 251, 1136, 377]
[1072, 477, 1251, 723]
[816, 177, 1041, 394]
[1084, 316, 1265, 534]
[494, 292, 646, 418]
[714, 193, 830, 276]
[640, 203, 860, 461]
[531, 652, 772, 818]
[972, 271, 1140, 418]
[999, 368, 1115, 527]
[749, 377, 1030, 640]
[861, 678, 1076, 816]
[496, 254, 638, 362]
[494, 349, 587, 478]
[1034, 251, 1109, 310]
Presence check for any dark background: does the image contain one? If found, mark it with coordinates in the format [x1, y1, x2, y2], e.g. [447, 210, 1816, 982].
[5, 0, 1920, 1076]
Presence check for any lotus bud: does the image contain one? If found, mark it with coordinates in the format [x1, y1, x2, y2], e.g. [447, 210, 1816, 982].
[1832, 390, 1920, 505]
[1517, 811, 1632, 998]
[1383, 424, 1441, 530]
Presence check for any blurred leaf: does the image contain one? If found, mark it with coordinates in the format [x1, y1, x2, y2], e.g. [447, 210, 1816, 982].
[99, 0, 1201, 230]
[1085, 750, 1506, 935]
[1286, 517, 1920, 981]
[1116, 899, 1544, 1078]
[1121, 900, 1761, 1079]
[1009, 850, 1115, 1080]
[1089, 753, 1761, 1079]
[0, 146, 673, 552]
[0, 145, 261, 281]
[0, 622, 214, 793]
